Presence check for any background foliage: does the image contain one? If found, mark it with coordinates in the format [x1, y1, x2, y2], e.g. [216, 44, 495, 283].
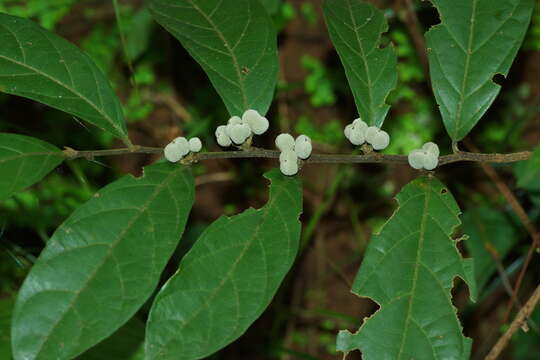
[1, 0, 540, 359]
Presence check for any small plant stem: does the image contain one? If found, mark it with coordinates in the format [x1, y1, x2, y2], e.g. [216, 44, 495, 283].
[485, 282, 540, 360]
[62, 146, 533, 165]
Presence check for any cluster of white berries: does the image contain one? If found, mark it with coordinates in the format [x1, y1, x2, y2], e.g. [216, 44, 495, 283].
[275, 133, 312, 176]
[344, 118, 390, 150]
[407, 142, 439, 170]
[215, 109, 269, 147]
[164, 136, 202, 162]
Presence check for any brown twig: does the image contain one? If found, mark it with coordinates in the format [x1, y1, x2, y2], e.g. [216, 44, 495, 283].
[62, 145, 533, 165]
[396, 0, 430, 81]
[464, 142, 540, 324]
[485, 283, 540, 360]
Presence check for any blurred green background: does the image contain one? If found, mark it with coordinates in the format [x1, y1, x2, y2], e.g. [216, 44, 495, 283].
[1, 0, 540, 359]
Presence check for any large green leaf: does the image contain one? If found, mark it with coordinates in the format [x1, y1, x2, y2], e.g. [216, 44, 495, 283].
[515, 145, 540, 191]
[0, 298, 14, 360]
[337, 176, 477, 360]
[148, 0, 279, 116]
[0, 133, 64, 201]
[0, 13, 129, 142]
[144, 169, 302, 360]
[11, 163, 194, 360]
[323, 0, 397, 127]
[462, 207, 518, 292]
[426, 0, 534, 141]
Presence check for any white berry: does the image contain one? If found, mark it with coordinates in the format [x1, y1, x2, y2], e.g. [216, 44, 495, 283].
[365, 126, 379, 145]
[352, 118, 367, 128]
[422, 142, 440, 158]
[371, 130, 390, 150]
[423, 152, 438, 170]
[295, 135, 312, 159]
[242, 109, 269, 135]
[349, 125, 366, 145]
[227, 116, 242, 125]
[164, 142, 183, 162]
[172, 137, 190, 156]
[228, 123, 251, 145]
[275, 133, 295, 151]
[216, 133, 232, 147]
[188, 137, 202, 152]
[344, 124, 353, 139]
[215, 125, 227, 137]
[408, 149, 426, 170]
[279, 149, 299, 176]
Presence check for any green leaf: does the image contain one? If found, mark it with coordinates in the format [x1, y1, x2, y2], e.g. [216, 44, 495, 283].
[0, 133, 64, 201]
[148, 0, 279, 116]
[515, 145, 540, 191]
[78, 316, 145, 360]
[462, 207, 518, 292]
[259, 0, 281, 15]
[125, 7, 155, 62]
[11, 163, 194, 360]
[322, 0, 397, 127]
[337, 176, 477, 360]
[0, 13, 129, 142]
[144, 169, 302, 360]
[425, 0, 534, 141]
[0, 298, 14, 360]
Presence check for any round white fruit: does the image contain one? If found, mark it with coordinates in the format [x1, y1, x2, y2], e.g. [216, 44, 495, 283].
[408, 149, 426, 169]
[279, 149, 299, 176]
[422, 142, 440, 158]
[294, 135, 312, 159]
[423, 153, 438, 170]
[164, 142, 184, 162]
[216, 133, 232, 147]
[188, 137, 202, 152]
[365, 126, 380, 144]
[371, 130, 390, 150]
[275, 133, 295, 151]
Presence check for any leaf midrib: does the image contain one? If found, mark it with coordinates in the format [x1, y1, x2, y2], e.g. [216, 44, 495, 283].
[396, 182, 431, 359]
[0, 54, 125, 138]
[154, 185, 292, 358]
[186, 0, 249, 112]
[28, 167, 184, 358]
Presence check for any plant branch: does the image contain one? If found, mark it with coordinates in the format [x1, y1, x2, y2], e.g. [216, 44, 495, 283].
[62, 146, 532, 165]
[464, 142, 540, 324]
[485, 282, 540, 360]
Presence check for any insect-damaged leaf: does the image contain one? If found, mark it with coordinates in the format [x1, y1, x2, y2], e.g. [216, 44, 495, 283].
[0, 13, 129, 142]
[144, 169, 302, 360]
[11, 163, 194, 360]
[337, 176, 477, 360]
[323, 0, 397, 127]
[0, 133, 64, 201]
[148, 0, 279, 116]
[426, 0, 534, 141]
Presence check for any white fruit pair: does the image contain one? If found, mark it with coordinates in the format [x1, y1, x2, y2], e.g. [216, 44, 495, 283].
[275, 133, 313, 176]
[344, 118, 390, 150]
[408, 142, 439, 170]
[164, 137, 202, 162]
[215, 109, 270, 147]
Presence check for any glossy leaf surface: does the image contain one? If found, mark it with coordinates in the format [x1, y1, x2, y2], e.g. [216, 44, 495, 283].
[0, 133, 64, 201]
[11, 163, 194, 360]
[148, 0, 279, 116]
[0, 13, 129, 141]
[426, 0, 534, 141]
[337, 176, 477, 360]
[145, 169, 302, 360]
[323, 0, 397, 127]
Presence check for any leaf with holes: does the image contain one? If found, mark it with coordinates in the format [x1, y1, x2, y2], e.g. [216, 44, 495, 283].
[323, 0, 397, 127]
[0, 133, 64, 200]
[337, 176, 477, 360]
[144, 169, 302, 360]
[425, 0, 534, 141]
[462, 207, 519, 292]
[0, 13, 129, 142]
[148, 0, 279, 116]
[11, 163, 194, 360]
